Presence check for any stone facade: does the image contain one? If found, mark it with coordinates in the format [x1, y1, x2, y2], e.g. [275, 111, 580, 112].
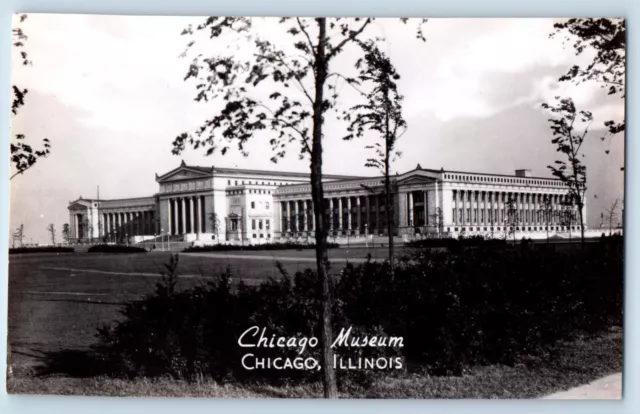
[67, 161, 587, 244]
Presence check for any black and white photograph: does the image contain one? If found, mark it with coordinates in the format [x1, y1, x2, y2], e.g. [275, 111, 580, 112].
[7, 15, 624, 398]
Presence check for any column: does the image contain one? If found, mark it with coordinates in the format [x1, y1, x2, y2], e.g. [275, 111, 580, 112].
[189, 197, 195, 234]
[293, 199, 299, 233]
[483, 193, 488, 225]
[303, 200, 309, 232]
[284, 201, 290, 232]
[462, 190, 466, 225]
[196, 196, 202, 234]
[356, 196, 362, 234]
[199, 196, 206, 234]
[365, 196, 371, 232]
[180, 198, 186, 234]
[423, 191, 428, 228]
[336, 197, 342, 232]
[452, 190, 457, 226]
[347, 197, 352, 231]
[173, 198, 179, 235]
[408, 192, 414, 227]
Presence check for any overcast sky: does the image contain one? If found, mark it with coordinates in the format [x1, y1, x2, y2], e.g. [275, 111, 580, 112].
[10, 15, 625, 244]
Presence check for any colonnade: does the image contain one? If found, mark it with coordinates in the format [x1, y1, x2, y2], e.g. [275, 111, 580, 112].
[102, 210, 156, 240]
[451, 190, 581, 229]
[166, 195, 206, 236]
[280, 194, 387, 235]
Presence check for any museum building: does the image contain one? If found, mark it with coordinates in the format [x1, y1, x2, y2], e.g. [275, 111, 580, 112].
[67, 161, 586, 244]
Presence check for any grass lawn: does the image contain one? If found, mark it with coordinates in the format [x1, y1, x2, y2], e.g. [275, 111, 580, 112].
[7, 249, 387, 374]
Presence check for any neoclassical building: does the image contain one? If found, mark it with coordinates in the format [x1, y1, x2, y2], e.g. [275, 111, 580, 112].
[67, 161, 587, 244]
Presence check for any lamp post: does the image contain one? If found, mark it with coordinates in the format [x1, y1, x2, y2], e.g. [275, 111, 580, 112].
[365, 224, 369, 249]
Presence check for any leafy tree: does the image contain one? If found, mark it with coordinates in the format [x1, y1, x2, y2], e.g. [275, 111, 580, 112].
[605, 196, 621, 236]
[172, 17, 427, 397]
[208, 212, 221, 240]
[62, 223, 70, 244]
[559, 197, 578, 245]
[541, 96, 589, 245]
[47, 223, 56, 245]
[537, 195, 554, 243]
[429, 206, 444, 236]
[343, 41, 407, 271]
[13, 224, 25, 247]
[550, 18, 625, 164]
[11, 14, 51, 180]
[504, 197, 519, 242]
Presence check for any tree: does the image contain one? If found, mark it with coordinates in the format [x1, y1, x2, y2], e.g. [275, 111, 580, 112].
[209, 212, 221, 241]
[62, 223, 70, 244]
[605, 196, 621, 236]
[537, 195, 554, 243]
[541, 96, 589, 246]
[559, 197, 577, 244]
[11, 14, 51, 180]
[172, 17, 427, 397]
[13, 224, 25, 247]
[550, 18, 625, 167]
[344, 41, 407, 271]
[504, 197, 519, 243]
[47, 223, 56, 245]
[429, 206, 444, 237]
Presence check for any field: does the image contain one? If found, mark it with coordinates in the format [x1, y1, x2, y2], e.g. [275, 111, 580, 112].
[7, 248, 388, 374]
[6, 246, 622, 398]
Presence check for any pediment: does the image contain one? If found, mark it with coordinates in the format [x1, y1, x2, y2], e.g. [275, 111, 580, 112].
[68, 199, 92, 210]
[157, 167, 212, 183]
[396, 174, 436, 186]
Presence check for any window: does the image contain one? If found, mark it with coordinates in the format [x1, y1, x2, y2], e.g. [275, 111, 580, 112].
[251, 201, 255, 209]
[228, 180, 230, 185]
[259, 220, 263, 230]
[253, 234, 256, 238]
[252, 219, 256, 230]
[266, 202, 270, 209]
[266, 220, 270, 230]
[235, 180, 238, 185]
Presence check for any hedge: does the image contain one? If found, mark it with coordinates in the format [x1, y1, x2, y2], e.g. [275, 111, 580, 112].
[182, 241, 340, 253]
[9, 246, 75, 254]
[88, 244, 147, 253]
[93, 236, 622, 386]
[405, 235, 507, 249]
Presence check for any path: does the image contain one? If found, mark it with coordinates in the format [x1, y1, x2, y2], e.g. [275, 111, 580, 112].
[543, 373, 622, 399]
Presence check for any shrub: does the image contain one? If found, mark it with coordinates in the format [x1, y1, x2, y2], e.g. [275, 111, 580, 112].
[182, 241, 339, 253]
[94, 237, 622, 385]
[9, 246, 75, 254]
[88, 244, 147, 253]
[405, 235, 506, 250]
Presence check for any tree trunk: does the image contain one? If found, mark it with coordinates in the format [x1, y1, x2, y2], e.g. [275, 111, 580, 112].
[384, 91, 395, 273]
[311, 17, 338, 399]
[578, 199, 585, 247]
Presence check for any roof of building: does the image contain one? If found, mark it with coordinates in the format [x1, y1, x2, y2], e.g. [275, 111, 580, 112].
[156, 160, 367, 182]
[69, 196, 156, 209]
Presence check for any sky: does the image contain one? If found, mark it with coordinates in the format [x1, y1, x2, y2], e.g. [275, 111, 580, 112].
[9, 15, 625, 244]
